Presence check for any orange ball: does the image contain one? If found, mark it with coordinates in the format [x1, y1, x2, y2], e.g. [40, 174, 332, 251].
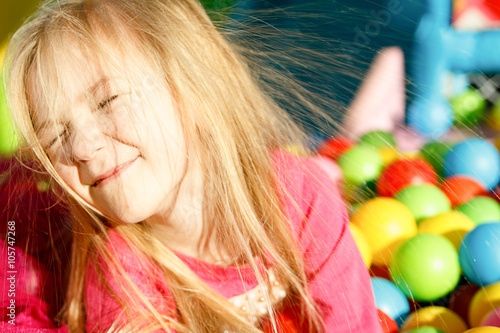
[440, 176, 487, 207]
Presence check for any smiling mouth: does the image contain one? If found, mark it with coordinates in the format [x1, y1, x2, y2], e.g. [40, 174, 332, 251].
[93, 157, 139, 187]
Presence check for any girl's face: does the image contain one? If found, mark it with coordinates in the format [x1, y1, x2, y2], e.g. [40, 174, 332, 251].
[30, 42, 190, 224]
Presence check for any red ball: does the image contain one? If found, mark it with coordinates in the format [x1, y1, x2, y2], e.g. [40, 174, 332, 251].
[378, 309, 399, 333]
[440, 176, 487, 207]
[376, 158, 438, 197]
[316, 137, 355, 161]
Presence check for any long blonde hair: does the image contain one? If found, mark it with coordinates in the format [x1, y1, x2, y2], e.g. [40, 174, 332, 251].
[5, 0, 331, 331]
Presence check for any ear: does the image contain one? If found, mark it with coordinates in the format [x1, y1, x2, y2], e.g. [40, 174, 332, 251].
[343, 47, 406, 140]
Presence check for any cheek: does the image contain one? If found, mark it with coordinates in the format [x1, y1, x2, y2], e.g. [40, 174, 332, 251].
[54, 164, 90, 198]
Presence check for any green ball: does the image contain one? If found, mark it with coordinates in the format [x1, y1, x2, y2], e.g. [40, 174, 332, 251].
[406, 327, 445, 333]
[450, 88, 487, 127]
[419, 141, 451, 176]
[0, 73, 18, 156]
[359, 130, 396, 148]
[456, 196, 500, 225]
[338, 145, 383, 186]
[389, 234, 461, 302]
[395, 184, 451, 222]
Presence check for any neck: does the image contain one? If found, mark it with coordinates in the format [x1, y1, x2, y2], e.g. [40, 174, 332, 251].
[145, 159, 229, 263]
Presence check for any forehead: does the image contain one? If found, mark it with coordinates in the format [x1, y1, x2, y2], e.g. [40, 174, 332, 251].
[28, 35, 148, 128]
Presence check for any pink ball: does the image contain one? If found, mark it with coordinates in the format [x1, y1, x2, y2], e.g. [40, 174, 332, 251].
[481, 307, 500, 327]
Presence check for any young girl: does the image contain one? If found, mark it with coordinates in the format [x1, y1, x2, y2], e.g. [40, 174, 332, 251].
[4, 0, 382, 331]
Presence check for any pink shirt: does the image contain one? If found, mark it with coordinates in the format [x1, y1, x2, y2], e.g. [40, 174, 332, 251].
[85, 151, 382, 332]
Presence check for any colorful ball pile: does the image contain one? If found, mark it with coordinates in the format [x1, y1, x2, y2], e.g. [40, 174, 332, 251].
[317, 130, 500, 332]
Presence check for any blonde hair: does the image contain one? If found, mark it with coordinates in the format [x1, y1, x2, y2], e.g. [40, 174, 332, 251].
[4, 0, 333, 331]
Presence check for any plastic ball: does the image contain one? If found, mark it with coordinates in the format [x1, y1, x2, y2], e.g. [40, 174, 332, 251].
[359, 130, 397, 148]
[440, 176, 487, 207]
[0, 72, 18, 156]
[469, 282, 500, 327]
[449, 283, 481, 325]
[456, 196, 500, 225]
[378, 309, 399, 333]
[465, 327, 500, 333]
[316, 137, 355, 161]
[481, 307, 500, 327]
[350, 197, 417, 266]
[419, 141, 452, 176]
[390, 234, 461, 302]
[349, 223, 372, 268]
[418, 211, 475, 250]
[405, 327, 445, 333]
[338, 145, 384, 186]
[459, 223, 500, 286]
[371, 277, 410, 326]
[444, 138, 500, 190]
[401, 306, 468, 333]
[378, 146, 400, 166]
[376, 157, 438, 197]
[395, 184, 451, 222]
[407, 96, 454, 139]
[450, 88, 487, 128]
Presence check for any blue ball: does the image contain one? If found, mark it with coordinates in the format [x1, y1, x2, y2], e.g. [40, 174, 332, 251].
[444, 138, 500, 190]
[407, 97, 454, 139]
[459, 222, 500, 286]
[371, 277, 410, 327]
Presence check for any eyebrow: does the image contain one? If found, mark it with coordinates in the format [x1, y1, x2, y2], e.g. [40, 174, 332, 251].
[35, 77, 111, 132]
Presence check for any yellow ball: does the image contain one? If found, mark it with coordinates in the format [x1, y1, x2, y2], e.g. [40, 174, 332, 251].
[348, 223, 372, 268]
[418, 211, 476, 250]
[379, 147, 401, 165]
[350, 197, 417, 266]
[401, 306, 468, 333]
[469, 282, 500, 327]
[465, 328, 500, 333]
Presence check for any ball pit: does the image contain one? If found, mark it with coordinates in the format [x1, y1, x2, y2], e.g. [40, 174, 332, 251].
[318, 127, 500, 332]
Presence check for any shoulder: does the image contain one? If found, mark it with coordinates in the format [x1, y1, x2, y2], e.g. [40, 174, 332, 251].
[271, 150, 348, 251]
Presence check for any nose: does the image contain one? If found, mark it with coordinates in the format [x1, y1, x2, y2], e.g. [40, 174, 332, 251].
[68, 119, 106, 162]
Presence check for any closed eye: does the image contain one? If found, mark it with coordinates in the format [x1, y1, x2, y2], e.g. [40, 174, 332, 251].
[47, 128, 69, 149]
[98, 95, 119, 109]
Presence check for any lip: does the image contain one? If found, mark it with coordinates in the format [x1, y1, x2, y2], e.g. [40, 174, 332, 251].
[92, 156, 139, 187]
